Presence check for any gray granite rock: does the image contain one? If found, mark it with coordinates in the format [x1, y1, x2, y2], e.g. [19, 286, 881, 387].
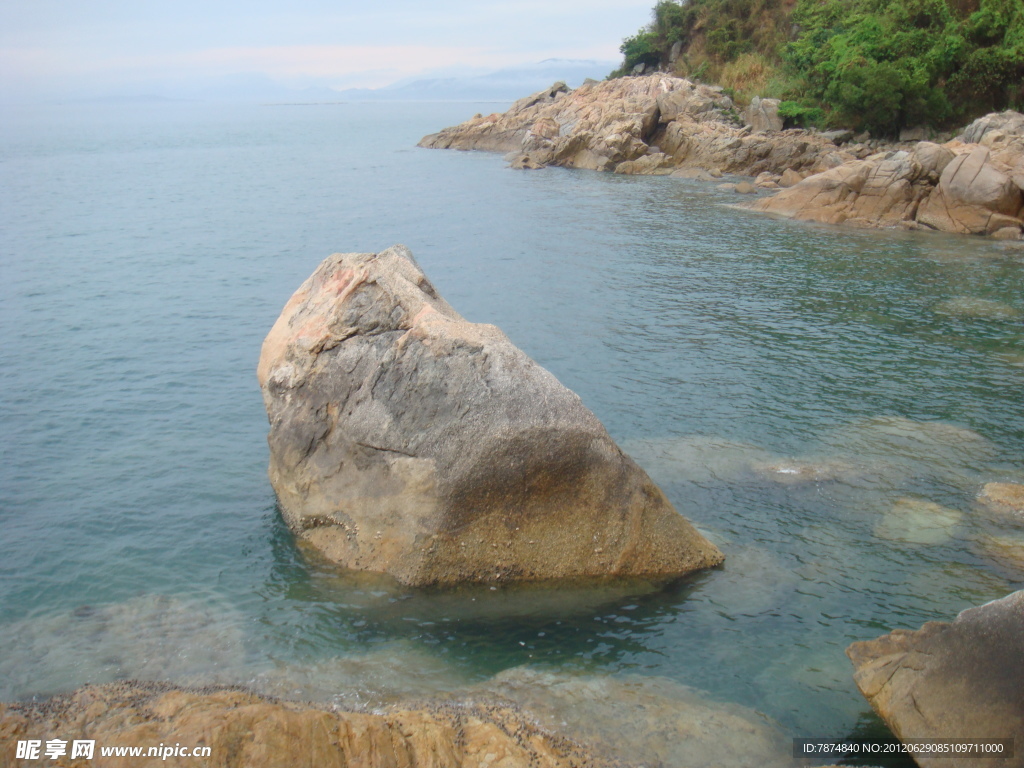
[847, 590, 1024, 768]
[258, 245, 723, 586]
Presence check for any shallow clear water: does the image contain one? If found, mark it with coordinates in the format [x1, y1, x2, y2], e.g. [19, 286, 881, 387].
[2, 100, 1023, 755]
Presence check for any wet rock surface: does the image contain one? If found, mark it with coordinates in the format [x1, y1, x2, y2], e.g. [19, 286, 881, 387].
[846, 590, 1024, 768]
[979, 483, 1024, 521]
[0, 681, 619, 768]
[258, 244, 722, 586]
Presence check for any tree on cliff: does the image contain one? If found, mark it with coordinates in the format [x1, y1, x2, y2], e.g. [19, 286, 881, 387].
[612, 0, 1024, 135]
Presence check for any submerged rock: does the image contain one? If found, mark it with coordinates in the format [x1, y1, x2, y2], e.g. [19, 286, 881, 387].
[627, 436, 866, 489]
[872, 497, 962, 546]
[933, 296, 1021, 319]
[975, 533, 1024, 577]
[0, 682, 615, 768]
[979, 482, 1024, 521]
[480, 668, 795, 768]
[0, 595, 245, 701]
[789, 416, 998, 499]
[621, 434, 773, 484]
[239, 646, 471, 709]
[818, 416, 994, 487]
[847, 590, 1024, 767]
[750, 459, 860, 485]
[258, 245, 723, 586]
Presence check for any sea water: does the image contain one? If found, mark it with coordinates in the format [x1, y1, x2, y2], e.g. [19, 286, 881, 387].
[2, 99, 1023, 758]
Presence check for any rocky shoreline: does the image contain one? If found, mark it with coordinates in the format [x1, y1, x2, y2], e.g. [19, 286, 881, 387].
[419, 75, 1024, 242]
[419, 75, 862, 179]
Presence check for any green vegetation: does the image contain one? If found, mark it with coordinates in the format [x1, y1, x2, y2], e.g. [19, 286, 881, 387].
[612, 0, 1024, 135]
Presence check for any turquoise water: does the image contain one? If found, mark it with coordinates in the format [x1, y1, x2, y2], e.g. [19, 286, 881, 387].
[2, 100, 1023, 755]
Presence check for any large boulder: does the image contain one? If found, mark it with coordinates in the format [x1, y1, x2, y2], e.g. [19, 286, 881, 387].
[846, 590, 1024, 768]
[749, 159, 874, 224]
[258, 245, 723, 586]
[917, 146, 1024, 234]
[841, 151, 927, 226]
[961, 110, 1024, 145]
[744, 96, 783, 133]
[912, 141, 956, 178]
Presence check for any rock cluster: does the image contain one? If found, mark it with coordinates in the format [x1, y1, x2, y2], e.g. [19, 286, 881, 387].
[751, 112, 1024, 238]
[0, 682, 617, 768]
[420, 74, 858, 178]
[258, 245, 723, 586]
[421, 75, 1024, 239]
[847, 590, 1024, 768]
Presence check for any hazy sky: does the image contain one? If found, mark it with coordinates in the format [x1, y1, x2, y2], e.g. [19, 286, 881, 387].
[0, 0, 653, 96]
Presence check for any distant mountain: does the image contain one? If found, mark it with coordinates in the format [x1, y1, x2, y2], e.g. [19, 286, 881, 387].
[335, 59, 617, 102]
[34, 73, 346, 106]
[4, 59, 618, 106]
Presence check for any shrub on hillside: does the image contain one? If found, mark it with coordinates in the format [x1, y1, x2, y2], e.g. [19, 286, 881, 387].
[613, 0, 1024, 134]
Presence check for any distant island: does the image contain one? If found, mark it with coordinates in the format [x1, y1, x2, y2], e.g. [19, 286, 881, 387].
[333, 58, 616, 102]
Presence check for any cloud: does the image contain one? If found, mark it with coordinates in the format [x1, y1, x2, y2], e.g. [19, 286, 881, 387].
[2, 41, 623, 92]
[0, 0, 651, 94]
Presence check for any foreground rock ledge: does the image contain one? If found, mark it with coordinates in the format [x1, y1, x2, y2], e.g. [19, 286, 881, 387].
[0, 682, 618, 768]
[846, 589, 1024, 768]
[258, 245, 723, 586]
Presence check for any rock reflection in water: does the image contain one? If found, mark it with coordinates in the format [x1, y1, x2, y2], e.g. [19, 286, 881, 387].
[256, 561, 716, 680]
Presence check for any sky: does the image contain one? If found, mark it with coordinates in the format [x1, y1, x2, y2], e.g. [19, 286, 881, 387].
[0, 0, 655, 99]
